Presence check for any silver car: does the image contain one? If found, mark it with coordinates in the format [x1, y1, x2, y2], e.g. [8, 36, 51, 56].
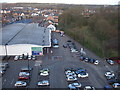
[14, 81, 27, 87]
[37, 80, 49, 86]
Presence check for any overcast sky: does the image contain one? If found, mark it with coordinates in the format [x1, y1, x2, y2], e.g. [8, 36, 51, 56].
[0, 0, 119, 5]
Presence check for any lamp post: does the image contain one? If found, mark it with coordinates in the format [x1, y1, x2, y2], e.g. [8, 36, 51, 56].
[5, 44, 8, 60]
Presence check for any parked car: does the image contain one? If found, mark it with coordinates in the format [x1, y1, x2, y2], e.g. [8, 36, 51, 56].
[14, 56, 19, 61]
[19, 55, 23, 60]
[94, 60, 100, 65]
[32, 56, 36, 60]
[84, 85, 95, 90]
[65, 70, 75, 75]
[28, 55, 32, 60]
[106, 59, 114, 65]
[108, 79, 118, 85]
[0, 70, 5, 76]
[40, 71, 49, 76]
[104, 85, 113, 90]
[112, 83, 120, 88]
[18, 75, 30, 80]
[105, 71, 115, 80]
[14, 81, 27, 87]
[40, 68, 49, 73]
[68, 83, 81, 88]
[78, 72, 88, 78]
[21, 67, 33, 72]
[63, 45, 67, 48]
[66, 73, 77, 77]
[37, 80, 49, 86]
[67, 76, 77, 81]
[19, 72, 30, 76]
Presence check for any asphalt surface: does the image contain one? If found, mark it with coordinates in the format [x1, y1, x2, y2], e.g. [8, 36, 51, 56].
[1, 24, 119, 89]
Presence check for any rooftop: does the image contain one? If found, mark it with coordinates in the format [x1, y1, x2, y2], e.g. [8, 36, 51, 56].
[1, 23, 51, 47]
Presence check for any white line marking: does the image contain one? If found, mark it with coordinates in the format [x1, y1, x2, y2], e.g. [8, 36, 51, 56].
[11, 78, 14, 84]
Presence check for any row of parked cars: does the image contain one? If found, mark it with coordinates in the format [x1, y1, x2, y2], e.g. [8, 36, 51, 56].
[67, 40, 78, 53]
[14, 67, 32, 87]
[80, 56, 100, 65]
[65, 67, 95, 90]
[104, 71, 120, 89]
[0, 62, 9, 76]
[14, 55, 36, 61]
[37, 68, 50, 87]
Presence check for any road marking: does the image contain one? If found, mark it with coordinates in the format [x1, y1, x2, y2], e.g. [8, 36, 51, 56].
[34, 60, 42, 66]
[2, 79, 6, 85]
[11, 78, 14, 84]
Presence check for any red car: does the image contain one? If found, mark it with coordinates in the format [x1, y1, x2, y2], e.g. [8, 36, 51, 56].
[108, 57, 120, 64]
[18, 76, 29, 80]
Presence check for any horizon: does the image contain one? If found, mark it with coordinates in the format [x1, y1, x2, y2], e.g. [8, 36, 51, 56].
[0, 0, 119, 5]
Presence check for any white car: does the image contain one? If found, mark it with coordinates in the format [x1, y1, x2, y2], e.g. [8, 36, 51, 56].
[94, 60, 100, 65]
[65, 70, 74, 75]
[112, 83, 120, 88]
[78, 72, 88, 78]
[66, 73, 77, 77]
[19, 55, 23, 60]
[70, 48, 78, 53]
[37, 80, 49, 86]
[84, 86, 95, 90]
[40, 71, 49, 76]
[28, 55, 32, 60]
[14, 56, 19, 61]
[67, 76, 77, 81]
[14, 81, 27, 87]
[19, 72, 30, 76]
[105, 71, 115, 78]
[68, 83, 81, 89]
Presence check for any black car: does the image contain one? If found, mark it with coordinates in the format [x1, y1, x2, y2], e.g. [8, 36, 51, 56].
[63, 45, 67, 48]
[108, 79, 118, 85]
[21, 67, 33, 72]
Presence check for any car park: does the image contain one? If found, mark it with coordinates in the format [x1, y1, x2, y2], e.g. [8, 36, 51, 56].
[112, 83, 120, 88]
[106, 59, 114, 65]
[14, 81, 27, 87]
[84, 85, 95, 90]
[37, 80, 49, 86]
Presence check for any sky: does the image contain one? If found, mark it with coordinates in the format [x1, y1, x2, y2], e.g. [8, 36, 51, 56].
[0, 0, 119, 5]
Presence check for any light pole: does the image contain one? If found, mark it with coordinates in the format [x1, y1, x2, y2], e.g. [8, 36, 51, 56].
[5, 44, 8, 60]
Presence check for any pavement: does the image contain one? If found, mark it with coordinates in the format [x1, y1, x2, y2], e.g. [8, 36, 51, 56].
[1, 24, 119, 89]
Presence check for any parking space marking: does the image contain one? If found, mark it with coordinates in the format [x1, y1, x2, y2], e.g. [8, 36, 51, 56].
[10, 78, 14, 84]
[2, 79, 6, 85]
[35, 60, 42, 66]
